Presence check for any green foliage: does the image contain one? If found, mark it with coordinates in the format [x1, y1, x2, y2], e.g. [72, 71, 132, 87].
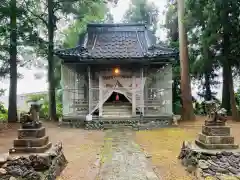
[185, 0, 240, 115]
[123, 0, 159, 35]
[0, 102, 8, 122]
[165, 0, 240, 116]
[63, 7, 106, 48]
[0, 89, 7, 122]
[39, 97, 62, 119]
[0, 0, 46, 71]
[25, 92, 62, 119]
[235, 89, 240, 110]
[27, 94, 46, 102]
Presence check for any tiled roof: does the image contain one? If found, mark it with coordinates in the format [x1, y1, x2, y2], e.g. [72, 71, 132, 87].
[55, 23, 178, 61]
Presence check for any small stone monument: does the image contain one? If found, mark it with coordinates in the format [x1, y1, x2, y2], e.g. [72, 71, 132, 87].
[9, 101, 52, 154]
[195, 101, 239, 149]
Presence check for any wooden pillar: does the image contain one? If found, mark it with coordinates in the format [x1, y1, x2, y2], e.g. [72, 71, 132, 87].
[88, 66, 91, 114]
[99, 74, 103, 117]
[144, 67, 148, 115]
[140, 67, 144, 116]
[132, 74, 136, 116]
[61, 64, 66, 115]
[66, 65, 70, 114]
[73, 66, 77, 115]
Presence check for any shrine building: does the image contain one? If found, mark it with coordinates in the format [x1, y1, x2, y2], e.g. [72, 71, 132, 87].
[55, 23, 178, 123]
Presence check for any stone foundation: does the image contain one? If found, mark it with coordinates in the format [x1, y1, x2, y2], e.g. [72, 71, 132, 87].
[202, 126, 231, 136]
[9, 124, 52, 154]
[0, 143, 67, 180]
[84, 118, 172, 130]
[178, 141, 240, 179]
[195, 121, 239, 150]
[60, 115, 173, 130]
[18, 127, 46, 139]
[195, 140, 239, 150]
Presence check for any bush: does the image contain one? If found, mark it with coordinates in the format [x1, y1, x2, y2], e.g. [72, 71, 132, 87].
[0, 103, 8, 122]
[38, 98, 62, 119]
[0, 113, 7, 122]
[26, 92, 63, 120]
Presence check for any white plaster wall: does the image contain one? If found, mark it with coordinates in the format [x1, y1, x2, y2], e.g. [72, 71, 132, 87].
[61, 64, 70, 115]
[62, 64, 88, 116]
[159, 64, 172, 115]
[144, 64, 173, 116]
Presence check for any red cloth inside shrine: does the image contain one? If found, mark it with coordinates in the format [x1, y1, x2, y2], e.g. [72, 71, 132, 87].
[115, 93, 119, 101]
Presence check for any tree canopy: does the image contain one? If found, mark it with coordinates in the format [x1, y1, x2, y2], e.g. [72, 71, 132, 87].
[123, 0, 159, 35]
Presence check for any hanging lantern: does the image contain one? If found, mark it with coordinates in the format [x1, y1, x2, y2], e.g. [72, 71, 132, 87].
[113, 67, 120, 75]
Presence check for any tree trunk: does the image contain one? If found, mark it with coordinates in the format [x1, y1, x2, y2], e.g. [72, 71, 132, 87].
[204, 71, 212, 101]
[47, 0, 57, 121]
[221, 2, 238, 120]
[177, 0, 195, 120]
[8, 0, 18, 123]
[221, 61, 231, 115]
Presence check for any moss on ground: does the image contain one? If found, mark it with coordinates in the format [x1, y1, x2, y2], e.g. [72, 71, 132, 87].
[135, 127, 197, 180]
[100, 137, 113, 165]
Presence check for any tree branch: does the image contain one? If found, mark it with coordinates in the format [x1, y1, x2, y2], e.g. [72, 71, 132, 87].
[22, 0, 48, 27]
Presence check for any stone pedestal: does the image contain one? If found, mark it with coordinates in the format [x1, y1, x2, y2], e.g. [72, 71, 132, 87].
[9, 122, 52, 154]
[195, 120, 239, 150]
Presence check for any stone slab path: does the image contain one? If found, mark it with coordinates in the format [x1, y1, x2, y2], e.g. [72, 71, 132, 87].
[98, 128, 161, 180]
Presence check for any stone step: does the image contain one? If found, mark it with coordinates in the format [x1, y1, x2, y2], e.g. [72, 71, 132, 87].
[198, 133, 234, 144]
[103, 112, 131, 115]
[103, 106, 131, 109]
[100, 118, 139, 122]
[9, 142, 52, 154]
[103, 108, 131, 112]
[103, 116, 132, 118]
[104, 103, 131, 105]
[195, 140, 239, 150]
[103, 108, 131, 111]
[205, 120, 225, 126]
[13, 136, 49, 148]
[18, 127, 46, 139]
[103, 109, 131, 113]
[202, 126, 230, 136]
[103, 111, 132, 115]
[103, 111, 131, 115]
[103, 125, 133, 129]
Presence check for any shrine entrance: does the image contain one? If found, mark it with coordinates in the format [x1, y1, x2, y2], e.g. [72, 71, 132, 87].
[103, 91, 132, 118]
[105, 91, 130, 103]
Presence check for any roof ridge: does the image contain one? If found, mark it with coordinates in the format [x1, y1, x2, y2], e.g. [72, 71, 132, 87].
[87, 23, 147, 27]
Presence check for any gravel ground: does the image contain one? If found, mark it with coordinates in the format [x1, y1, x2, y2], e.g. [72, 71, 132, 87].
[0, 122, 105, 180]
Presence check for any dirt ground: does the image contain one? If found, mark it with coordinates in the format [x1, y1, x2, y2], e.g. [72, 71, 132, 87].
[135, 116, 240, 180]
[1, 117, 240, 180]
[0, 123, 104, 180]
